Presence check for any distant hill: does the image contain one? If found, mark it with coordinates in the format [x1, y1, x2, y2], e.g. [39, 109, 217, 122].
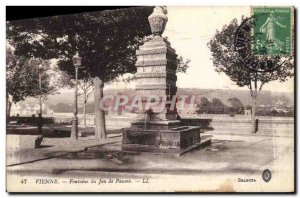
[177, 88, 294, 107]
[19, 88, 294, 112]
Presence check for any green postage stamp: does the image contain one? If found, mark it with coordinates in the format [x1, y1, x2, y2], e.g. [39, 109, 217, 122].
[252, 7, 294, 56]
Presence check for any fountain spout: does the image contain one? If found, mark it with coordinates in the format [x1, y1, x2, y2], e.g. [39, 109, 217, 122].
[144, 109, 153, 130]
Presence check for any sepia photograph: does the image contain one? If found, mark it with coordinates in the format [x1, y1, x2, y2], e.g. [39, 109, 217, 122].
[5, 5, 295, 193]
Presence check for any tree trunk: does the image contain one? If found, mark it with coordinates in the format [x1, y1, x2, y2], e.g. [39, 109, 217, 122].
[83, 91, 87, 127]
[251, 94, 257, 134]
[83, 102, 87, 127]
[94, 77, 106, 140]
[6, 99, 12, 124]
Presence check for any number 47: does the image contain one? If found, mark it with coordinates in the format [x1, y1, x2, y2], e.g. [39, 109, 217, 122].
[21, 179, 27, 184]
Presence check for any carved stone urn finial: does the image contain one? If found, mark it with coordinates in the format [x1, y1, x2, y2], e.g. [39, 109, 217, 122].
[148, 6, 168, 36]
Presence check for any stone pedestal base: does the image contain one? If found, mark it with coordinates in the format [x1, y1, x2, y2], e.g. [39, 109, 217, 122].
[122, 121, 207, 155]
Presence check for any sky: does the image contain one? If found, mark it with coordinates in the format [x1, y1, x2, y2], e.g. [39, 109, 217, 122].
[107, 6, 294, 93]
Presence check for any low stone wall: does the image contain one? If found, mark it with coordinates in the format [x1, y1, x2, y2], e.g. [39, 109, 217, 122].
[10, 116, 54, 125]
[180, 118, 212, 129]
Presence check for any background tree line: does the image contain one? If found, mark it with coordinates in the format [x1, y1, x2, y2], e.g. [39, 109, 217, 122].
[196, 97, 244, 115]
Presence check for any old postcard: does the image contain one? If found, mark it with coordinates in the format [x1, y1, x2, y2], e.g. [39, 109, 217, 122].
[6, 6, 295, 192]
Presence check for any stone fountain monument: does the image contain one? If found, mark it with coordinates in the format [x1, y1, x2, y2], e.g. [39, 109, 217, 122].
[122, 7, 211, 155]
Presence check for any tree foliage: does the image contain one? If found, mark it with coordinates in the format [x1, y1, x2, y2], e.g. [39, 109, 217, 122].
[208, 17, 294, 132]
[211, 98, 226, 114]
[6, 47, 55, 103]
[197, 97, 227, 114]
[176, 56, 190, 73]
[7, 7, 155, 82]
[7, 7, 190, 83]
[228, 97, 244, 114]
[207, 17, 294, 95]
[197, 97, 211, 114]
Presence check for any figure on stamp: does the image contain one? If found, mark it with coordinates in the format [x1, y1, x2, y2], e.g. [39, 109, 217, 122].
[259, 11, 287, 52]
